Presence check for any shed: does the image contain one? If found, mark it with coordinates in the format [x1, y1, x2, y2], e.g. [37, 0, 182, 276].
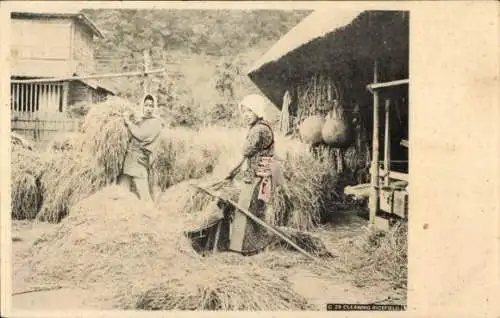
[10, 10, 115, 142]
[247, 10, 409, 228]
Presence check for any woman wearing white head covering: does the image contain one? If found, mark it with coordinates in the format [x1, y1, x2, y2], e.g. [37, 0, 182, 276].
[224, 94, 283, 255]
[119, 94, 164, 202]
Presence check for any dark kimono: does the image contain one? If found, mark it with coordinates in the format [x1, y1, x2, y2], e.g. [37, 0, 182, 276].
[238, 119, 276, 255]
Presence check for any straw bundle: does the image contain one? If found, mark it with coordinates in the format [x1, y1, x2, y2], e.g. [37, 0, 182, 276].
[79, 96, 138, 182]
[296, 74, 339, 122]
[322, 107, 352, 148]
[46, 132, 82, 153]
[133, 256, 312, 310]
[272, 226, 335, 258]
[299, 115, 325, 145]
[152, 128, 224, 191]
[269, 148, 339, 230]
[11, 132, 34, 150]
[36, 153, 109, 223]
[29, 185, 199, 292]
[337, 221, 408, 288]
[11, 145, 47, 219]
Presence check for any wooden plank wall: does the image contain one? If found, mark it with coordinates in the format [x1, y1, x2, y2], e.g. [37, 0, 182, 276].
[11, 82, 78, 142]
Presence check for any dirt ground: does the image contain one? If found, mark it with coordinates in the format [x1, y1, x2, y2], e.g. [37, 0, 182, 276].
[11, 210, 405, 311]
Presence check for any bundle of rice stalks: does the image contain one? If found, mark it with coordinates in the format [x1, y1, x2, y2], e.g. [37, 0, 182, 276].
[11, 145, 47, 219]
[29, 185, 199, 292]
[337, 221, 408, 289]
[11, 132, 34, 150]
[37, 153, 109, 223]
[269, 147, 339, 231]
[46, 132, 82, 153]
[152, 127, 224, 191]
[79, 96, 138, 182]
[133, 256, 312, 311]
[271, 226, 335, 258]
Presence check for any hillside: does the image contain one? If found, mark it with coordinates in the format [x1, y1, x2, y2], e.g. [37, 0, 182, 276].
[81, 9, 312, 126]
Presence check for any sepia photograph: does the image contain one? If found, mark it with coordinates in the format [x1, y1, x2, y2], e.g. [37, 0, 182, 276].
[7, 3, 409, 313]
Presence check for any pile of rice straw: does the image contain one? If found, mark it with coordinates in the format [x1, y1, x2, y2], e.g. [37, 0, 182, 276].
[337, 221, 408, 289]
[132, 256, 312, 311]
[28, 185, 318, 310]
[28, 185, 199, 293]
[11, 143, 47, 219]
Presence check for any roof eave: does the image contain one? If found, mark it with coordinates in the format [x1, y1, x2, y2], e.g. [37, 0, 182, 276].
[11, 12, 104, 39]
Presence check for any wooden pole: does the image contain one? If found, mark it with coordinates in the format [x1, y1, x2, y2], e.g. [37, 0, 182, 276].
[369, 60, 380, 225]
[11, 69, 165, 84]
[143, 49, 151, 95]
[384, 99, 391, 186]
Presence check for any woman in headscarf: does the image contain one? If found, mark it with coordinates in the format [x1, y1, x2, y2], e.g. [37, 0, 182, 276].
[225, 94, 284, 255]
[119, 94, 164, 202]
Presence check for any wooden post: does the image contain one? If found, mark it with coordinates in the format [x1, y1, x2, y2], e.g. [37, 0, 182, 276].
[384, 99, 391, 186]
[369, 60, 380, 225]
[143, 49, 151, 96]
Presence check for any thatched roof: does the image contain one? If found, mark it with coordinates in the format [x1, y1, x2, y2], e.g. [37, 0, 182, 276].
[247, 10, 409, 109]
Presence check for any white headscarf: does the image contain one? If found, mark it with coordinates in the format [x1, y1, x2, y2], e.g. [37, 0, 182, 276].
[239, 94, 267, 119]
[142, 94, 157, 108]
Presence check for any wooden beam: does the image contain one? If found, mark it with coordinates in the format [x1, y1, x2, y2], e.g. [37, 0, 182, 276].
[379, 169, 409, 182]
[367, 79, 409, 91]
[11, 69, 165, 84]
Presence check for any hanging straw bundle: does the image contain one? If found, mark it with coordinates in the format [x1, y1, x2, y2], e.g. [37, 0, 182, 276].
[322, 106, 352, 148]
[299, 115, 325, 145]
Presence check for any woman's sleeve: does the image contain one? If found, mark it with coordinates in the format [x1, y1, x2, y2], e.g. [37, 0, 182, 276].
[242, 125, 271, 158]
[127, 119, 163, 143]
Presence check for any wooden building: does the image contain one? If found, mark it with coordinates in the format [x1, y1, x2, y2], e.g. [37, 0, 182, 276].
[247, 10, 409, 229]
[10, 11, 115, 141]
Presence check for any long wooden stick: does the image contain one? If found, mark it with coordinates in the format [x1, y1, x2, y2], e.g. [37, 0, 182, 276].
[367, 79, 409, 91]
[190, 184, 316, 260]
[11, 69, 165, 84]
